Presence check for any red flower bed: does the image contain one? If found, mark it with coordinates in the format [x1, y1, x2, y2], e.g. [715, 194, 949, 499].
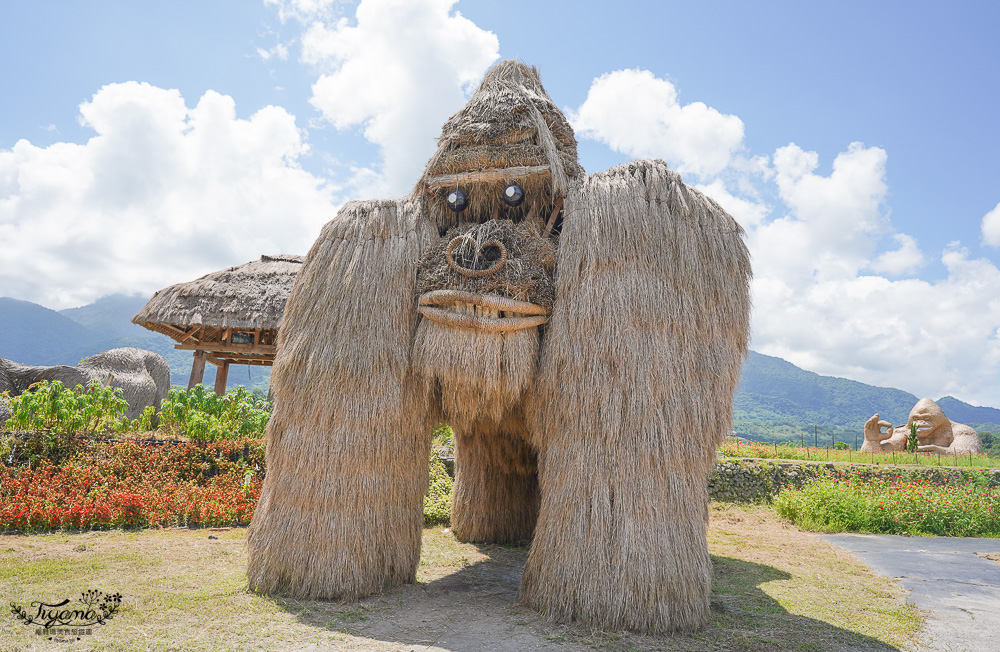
[0, 439, 265, 532]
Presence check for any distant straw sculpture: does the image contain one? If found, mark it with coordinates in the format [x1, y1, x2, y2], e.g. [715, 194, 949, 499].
[247, 60, 751, 633]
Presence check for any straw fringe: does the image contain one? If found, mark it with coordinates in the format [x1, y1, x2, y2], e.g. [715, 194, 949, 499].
[520, 159, 751, 632]
[451, 407, 540, 544]
[412, 320, 539, 429]
[246, 197, 437, 599]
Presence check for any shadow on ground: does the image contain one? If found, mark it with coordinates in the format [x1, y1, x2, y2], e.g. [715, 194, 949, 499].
[268, 546, 902, 652]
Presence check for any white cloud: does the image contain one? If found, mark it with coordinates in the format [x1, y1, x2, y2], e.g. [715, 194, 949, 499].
[567, 58, 1000, 402]
[265, 0, 339, 22]
[981, 201, 1000, 247]
[570, 68, 745, 179]
[694, 179, 770, 228]
[751, 142, 888, 285]
[870, 233, 926, 276]
[739, 141, 1000, 405]
[257, 43, 289, 62]
[300, 0, 499, 196]
[752, 245, 1000, 405]
[0, 82, 336, 310]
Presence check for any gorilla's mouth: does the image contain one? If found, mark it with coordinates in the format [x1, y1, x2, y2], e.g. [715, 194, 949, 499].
[417, 290, 549, 333]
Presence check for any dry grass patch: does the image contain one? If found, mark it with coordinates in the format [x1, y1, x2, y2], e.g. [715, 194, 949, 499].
[1, 504, 920, 651]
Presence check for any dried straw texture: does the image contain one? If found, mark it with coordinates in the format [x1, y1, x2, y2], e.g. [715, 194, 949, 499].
[0, 347, 170, 420]
[451, 407, 539, 544]
[417, 220, 556, 309]
[520, 159, 752, 632]
[80, 348, 171, 420]
[246, 197, 437, 600]
[412, 319, 538, 429]
[419, 60, 584, 233]
[132, 254, 303, 333]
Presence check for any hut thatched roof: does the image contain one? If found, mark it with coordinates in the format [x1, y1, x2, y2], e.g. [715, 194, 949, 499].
[132, 254, 304, 334]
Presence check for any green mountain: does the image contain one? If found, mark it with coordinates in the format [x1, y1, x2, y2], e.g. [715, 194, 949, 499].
[59, 293, 155, 339]
[0, 298, 95, 365]
[733, 351, 1000, 445]
[0, 294, 270, 393]
[4, 295, 998, 444]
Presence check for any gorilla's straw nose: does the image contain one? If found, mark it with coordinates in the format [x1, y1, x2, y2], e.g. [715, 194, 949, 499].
[445, 235, 507, 278]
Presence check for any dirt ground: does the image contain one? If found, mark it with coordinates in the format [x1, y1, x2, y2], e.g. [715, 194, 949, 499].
[1, 504, 920, 652]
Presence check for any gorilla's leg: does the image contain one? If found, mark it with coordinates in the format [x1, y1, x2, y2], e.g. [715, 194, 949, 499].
[520, 439, 713, 632]
[247, 380, 431, 600]
[451, 410, 539, 544]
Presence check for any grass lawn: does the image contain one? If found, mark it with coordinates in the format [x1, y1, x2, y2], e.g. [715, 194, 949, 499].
[0, 503, 921, 651]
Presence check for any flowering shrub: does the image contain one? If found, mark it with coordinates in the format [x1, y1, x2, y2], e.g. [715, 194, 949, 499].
[432, 423, 455, 449]
[774, 474, 1000, 536]
[424, 450, 453, 524]
[1, 435, 455, 532]
[0, 439, 264, 532]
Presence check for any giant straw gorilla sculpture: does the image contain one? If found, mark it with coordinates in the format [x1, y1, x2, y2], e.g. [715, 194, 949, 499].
[247, 61, 751, 633]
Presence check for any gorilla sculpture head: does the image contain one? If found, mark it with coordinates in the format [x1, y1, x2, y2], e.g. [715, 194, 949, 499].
[247, 61, 751, 633]
[411, 63, 575, 428]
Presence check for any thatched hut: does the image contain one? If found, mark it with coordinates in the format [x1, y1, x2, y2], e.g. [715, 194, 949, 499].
[132, 255, 303, 394]
[247, 61, 751, 634]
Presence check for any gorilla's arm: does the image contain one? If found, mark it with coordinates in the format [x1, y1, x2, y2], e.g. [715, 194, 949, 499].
[522, 159, 751, 632]
[247, 196, 436, 600]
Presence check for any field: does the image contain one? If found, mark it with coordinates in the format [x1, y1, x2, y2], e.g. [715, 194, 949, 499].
[0, 503, 920, 652]
[720, 438, 1000, 469]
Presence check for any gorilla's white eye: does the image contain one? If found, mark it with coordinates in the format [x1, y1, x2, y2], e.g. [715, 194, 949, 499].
[447, 190, 469, 212]
[502, 184, 525, 207]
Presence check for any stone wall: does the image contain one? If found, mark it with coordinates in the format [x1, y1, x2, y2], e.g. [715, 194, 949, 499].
[708, 458, 1000, 503]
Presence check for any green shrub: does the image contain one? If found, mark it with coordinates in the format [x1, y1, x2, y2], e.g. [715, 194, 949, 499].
[2, 380, 129, 436]
[424, 450, 453, 524]
[774, 475, 1000, 536]
[432, 423, 454, 449]
[159, 385, 270, 441]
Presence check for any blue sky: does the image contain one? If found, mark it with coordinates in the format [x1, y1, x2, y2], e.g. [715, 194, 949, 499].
[2, 0, 999, 405]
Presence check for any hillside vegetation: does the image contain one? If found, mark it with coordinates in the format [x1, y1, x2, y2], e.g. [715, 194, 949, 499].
[4, 295, 999, 444]
[0, 295, 271, 393]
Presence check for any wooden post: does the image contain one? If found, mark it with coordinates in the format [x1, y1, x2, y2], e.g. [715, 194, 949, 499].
[214, 361, 230, 396]
[188, 351, 208, 390]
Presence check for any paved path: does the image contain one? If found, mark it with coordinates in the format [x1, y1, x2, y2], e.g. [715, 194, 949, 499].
[819, 534, 1000, 652]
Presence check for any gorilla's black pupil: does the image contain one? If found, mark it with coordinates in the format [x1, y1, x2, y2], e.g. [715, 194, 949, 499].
[502, 184, 525, 207]
[447, 190, 469, 212]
